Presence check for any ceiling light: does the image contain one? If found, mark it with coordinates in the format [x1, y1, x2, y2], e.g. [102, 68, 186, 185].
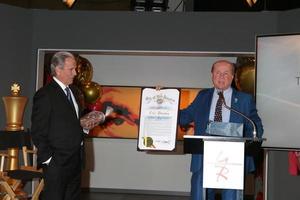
[63, 0, 76, 8]
[246, 0, 258, 7]
[131, 0, 168, 12]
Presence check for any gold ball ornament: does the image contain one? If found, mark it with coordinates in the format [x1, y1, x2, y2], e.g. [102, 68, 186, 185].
[81, 81, 102, 104]
[235, 57, 255, 95]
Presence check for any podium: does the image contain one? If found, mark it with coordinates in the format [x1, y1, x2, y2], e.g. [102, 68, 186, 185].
[183, 135, 265, 199]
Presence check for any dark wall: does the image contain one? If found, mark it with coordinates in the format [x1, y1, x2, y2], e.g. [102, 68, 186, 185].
[0, 4, 32, 129]
[277, 9, 300, 33]
[31, 10, 277, 52]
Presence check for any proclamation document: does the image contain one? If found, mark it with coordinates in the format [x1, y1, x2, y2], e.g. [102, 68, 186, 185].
[138, 88, 180, 151]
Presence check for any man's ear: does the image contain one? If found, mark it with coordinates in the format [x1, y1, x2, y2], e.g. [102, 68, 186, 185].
[55, 67, 61, 76]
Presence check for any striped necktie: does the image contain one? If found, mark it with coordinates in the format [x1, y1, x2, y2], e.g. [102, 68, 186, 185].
[65, 87, 73, 103]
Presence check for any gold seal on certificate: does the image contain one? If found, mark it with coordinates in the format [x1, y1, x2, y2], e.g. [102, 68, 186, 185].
[138, 88, 180, 151]
[143, 137, 155, 148]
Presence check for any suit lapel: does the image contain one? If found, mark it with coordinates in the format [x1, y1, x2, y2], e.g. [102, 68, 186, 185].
[70, 85, 83, 116]
[230, 89, 240, 122]
[50, 81, 78, 118]
[204, 88, 214, 121]
[69, 85, 84, 117]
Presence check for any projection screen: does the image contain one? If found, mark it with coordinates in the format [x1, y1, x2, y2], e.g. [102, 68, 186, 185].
[256, 34, 300, 149]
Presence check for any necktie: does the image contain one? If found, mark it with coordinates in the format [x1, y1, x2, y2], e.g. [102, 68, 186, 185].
[65, 87, 79, 118]
[65, 87, 73, 103]
[214, 92, 223, 122]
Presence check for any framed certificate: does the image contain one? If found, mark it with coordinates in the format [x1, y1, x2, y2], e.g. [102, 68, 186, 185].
[137, 88, 180, 151]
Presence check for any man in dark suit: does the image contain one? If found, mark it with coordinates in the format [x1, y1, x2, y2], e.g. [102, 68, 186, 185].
[31, 51, 97, 200]
[179, 60, 263, 200]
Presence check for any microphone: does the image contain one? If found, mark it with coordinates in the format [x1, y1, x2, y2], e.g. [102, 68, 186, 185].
[217, 91, 258, 140]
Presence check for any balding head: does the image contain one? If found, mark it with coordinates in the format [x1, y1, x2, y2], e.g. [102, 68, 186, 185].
[211, 60, 235, 90]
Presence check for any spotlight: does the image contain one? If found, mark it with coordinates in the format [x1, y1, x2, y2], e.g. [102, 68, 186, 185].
[246, 0, 258, 7]
[131, 0, 168, 12]
[63, 0, 76, 8]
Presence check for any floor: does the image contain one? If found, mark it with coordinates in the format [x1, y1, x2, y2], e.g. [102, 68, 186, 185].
[80, 192, 189, 200]
[80, 191, 254, 200]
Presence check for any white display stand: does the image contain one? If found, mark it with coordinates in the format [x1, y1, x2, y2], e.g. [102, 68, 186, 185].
[203, 140, 245, 190]
[184, 135, 266, 199]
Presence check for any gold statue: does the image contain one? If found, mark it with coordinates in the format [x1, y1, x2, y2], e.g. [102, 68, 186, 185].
[3, 83, 27, 131]
[2, 83, 28, 170]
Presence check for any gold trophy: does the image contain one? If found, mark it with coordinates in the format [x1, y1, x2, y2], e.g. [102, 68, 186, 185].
[2, 83, 28, 170]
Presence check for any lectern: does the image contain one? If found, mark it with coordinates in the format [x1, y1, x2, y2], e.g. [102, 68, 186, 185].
[184, 135, 265, 199]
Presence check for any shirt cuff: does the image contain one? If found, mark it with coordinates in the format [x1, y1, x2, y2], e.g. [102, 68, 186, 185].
[83, 128, 89, 134]
[43, 157, 52, 165]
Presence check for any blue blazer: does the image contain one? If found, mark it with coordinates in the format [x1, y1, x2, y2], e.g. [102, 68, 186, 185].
[179, 88, 263, 172]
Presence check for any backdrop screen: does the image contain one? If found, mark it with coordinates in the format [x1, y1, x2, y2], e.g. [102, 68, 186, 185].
[256, 34, 300, 149]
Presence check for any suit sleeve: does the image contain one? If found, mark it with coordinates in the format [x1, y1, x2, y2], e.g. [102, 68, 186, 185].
[179, 92, 201, 126]
[31, 89, 53, 163]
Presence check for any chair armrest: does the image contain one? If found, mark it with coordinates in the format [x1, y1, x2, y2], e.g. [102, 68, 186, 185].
[0, 153, 9, 172]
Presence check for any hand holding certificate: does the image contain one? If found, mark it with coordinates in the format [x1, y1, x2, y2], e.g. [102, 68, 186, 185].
[80, 106, 114, 130]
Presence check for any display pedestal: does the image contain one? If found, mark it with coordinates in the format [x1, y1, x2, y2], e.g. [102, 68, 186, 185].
[184, 135, 265, 199]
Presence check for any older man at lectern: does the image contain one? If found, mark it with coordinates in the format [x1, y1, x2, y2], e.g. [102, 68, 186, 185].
[179, 60, 264, 200]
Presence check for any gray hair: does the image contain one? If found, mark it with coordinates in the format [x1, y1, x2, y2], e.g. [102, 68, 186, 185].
[50, 51, 75, 76]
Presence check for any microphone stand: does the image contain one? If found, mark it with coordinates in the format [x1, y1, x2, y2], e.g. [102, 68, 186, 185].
[218, 92, 258, 141]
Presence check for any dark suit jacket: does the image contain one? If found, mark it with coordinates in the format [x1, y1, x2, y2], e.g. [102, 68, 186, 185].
[179, 88, 264, 172]
[31, 80, 84, 168]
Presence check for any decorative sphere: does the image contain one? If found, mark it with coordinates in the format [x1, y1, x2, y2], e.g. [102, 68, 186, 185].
[86, 101, 103, 111]
[81, 81, 102, 104]
[235, 56, 255, 95]
[235, 65, 255, 94]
